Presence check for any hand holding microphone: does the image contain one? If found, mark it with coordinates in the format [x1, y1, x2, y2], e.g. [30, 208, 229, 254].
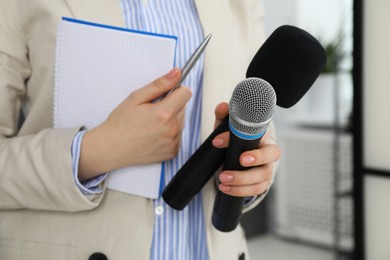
[212, 77, 277, 231]
[212, 92, 279, 199]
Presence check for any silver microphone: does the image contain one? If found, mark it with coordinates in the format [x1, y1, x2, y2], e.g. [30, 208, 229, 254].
[229, 77, 276, 138]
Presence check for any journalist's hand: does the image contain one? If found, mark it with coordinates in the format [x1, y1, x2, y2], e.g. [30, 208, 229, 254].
[211, 102, 281, 197]
[78, 68, 192, 181]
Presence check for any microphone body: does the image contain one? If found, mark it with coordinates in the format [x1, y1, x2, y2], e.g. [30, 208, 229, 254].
[211, 77, 276, 232]
[162, 117, 228, 210]
[212, 131, 263, 231]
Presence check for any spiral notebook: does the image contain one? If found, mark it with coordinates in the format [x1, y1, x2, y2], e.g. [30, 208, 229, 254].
[53, 17, 177, 199]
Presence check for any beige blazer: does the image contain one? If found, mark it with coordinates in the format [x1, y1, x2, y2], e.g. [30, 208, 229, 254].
[0, 0, 268, 259]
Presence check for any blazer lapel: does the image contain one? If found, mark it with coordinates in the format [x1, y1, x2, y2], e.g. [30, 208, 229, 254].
[195, 0, 251, 140]
[64, 0, 125, 27]
[195, 0, 231, 140]
[195, 0, 265, 140]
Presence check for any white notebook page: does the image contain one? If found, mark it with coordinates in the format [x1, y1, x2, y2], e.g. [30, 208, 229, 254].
[54, 17, 177, 198]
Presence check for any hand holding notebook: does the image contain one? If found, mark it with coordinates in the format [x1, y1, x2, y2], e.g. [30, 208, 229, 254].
[54, 18, 179, 199]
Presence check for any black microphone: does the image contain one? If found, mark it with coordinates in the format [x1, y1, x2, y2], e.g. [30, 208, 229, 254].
[162, 118, 229, 210]
[212, 78, 276, 232]
[162, 25, 327, 210]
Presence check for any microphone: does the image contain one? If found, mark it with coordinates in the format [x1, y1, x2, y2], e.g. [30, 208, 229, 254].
[212, 78, 276, 232]
[162, 25, 327, 210]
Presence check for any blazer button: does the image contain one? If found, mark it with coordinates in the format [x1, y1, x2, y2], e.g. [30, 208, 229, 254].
[89, 252, 108, 260]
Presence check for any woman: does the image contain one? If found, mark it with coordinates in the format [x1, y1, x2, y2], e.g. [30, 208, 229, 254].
[0, 0, 280, 259]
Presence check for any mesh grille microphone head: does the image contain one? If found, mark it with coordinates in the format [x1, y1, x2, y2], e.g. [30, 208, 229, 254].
[229, 78, 276, 136]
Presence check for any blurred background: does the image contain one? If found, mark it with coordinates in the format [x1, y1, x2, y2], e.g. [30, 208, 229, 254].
[244, 0, 390, 259]
[243, 0, 355, 259]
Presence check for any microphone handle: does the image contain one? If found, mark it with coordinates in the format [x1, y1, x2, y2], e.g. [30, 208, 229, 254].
[162, 116, 229, 210]
[212, 131, 263, 232]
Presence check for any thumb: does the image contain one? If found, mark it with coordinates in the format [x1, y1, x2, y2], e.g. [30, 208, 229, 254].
[214, 102, 229, 128]
[130, 68, 181, 104]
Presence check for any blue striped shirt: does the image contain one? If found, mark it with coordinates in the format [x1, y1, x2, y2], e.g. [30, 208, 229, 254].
[72, 0, 208, 259]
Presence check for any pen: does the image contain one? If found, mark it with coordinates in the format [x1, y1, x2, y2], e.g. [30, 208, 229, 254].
[163, 33, 212, 98]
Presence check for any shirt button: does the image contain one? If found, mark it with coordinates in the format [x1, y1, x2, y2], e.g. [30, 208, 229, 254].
[155, 206, 164, 215]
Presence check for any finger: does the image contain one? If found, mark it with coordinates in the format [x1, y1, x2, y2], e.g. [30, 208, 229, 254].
[218, 181, 270, 197]
[218, 164, 273, 186]
[214, 102, 229, 128]
[211, 131, 230, 148]
[129, 68, 181, 104]
[240, 143, 281, 167]
[159, 85, 192, 114]
[212, 131, 279, 150]
[259, 130, 273, 144]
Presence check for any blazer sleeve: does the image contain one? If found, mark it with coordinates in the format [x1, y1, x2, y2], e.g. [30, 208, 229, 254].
[0, 0, 104, 212]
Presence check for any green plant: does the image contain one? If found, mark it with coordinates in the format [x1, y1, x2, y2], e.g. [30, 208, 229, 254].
[321, 32, 347, 73]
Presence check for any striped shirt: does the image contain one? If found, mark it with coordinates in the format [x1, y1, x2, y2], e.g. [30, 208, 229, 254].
[72, 0, 209, 259]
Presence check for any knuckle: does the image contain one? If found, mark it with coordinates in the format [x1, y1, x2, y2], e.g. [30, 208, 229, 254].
[157, 108, 173, 124]
[162, 122, 180, 142]
[274, 145, 282, 160]
[168, 143, 180, 158]
[258, 152, 268, 165]
[176, 85, 190, 94]
[165, 134, 181, 156]
[169, 121, 181, 138]
[165, 151, 175, 160]
[182, 86, 193, 100]
[255, 184, 265, 195]
[262, 165, 274, 180]
[233, 187, 245, 197]
[153, 78, 167, 92]
[162, 146, 178, 161]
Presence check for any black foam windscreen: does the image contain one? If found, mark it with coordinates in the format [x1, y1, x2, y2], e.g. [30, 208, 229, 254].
[246, 25, 327, 108]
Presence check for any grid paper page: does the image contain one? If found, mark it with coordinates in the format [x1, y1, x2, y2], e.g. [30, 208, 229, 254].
[54, 18, 177, 199]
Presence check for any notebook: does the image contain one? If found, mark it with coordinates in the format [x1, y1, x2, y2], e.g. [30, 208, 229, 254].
[53, 17, 177, 199]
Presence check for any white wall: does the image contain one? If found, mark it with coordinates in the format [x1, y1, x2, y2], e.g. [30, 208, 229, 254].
[363, 0, 390, 170]
[263, 0, 299, 36]
[263, 0, 352, 41]
[263, 0, 353, 128]
[362, 0, 390, 259]
[364, 176, 390, 260]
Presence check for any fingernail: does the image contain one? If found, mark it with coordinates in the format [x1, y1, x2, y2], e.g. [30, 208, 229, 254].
[219, 173, 234, 183]
[242, 155, 255, 165]
[166, 67, 180, 80]
[212, 138, 224, 147]
[219, 184, 231, 192]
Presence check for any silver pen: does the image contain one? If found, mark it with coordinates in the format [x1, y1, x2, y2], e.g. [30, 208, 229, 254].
[163, 33, 212, 98]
